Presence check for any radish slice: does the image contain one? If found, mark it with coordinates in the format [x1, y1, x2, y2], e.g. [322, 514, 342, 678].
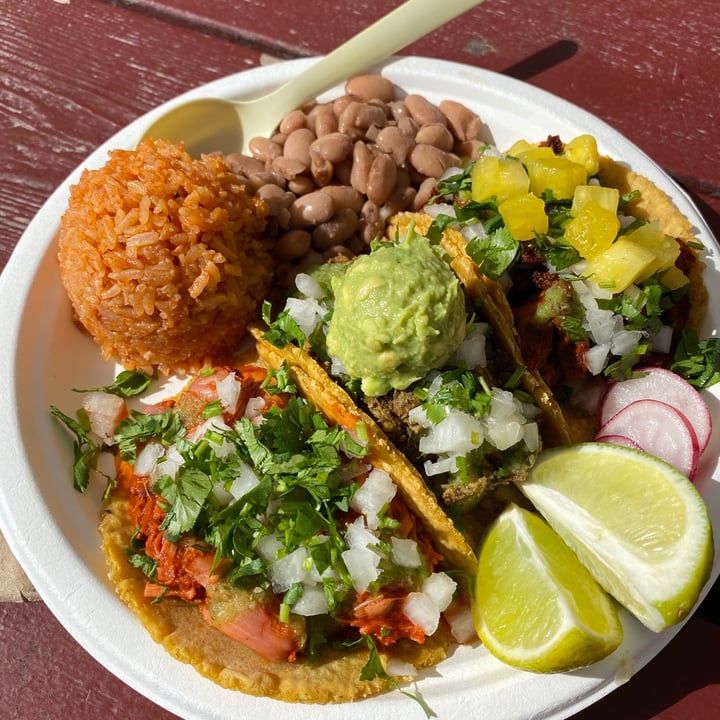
[600, 367, 712, 453]
[594, 434, 643, 450]
[597, 399, 700, 478]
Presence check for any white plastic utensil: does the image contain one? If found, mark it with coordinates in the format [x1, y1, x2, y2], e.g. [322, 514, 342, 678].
[140, 0, 486, 155]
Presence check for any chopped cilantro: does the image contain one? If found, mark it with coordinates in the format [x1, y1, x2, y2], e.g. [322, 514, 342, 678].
[465, 226, 518, 279]
[49, 405, 100, 492]
[114, 409, 185, 463]
[671, 328, 720, 388]
[73, 369, 153, 398]
[261, 300, 307, 348]
[154, 467, 214, 542]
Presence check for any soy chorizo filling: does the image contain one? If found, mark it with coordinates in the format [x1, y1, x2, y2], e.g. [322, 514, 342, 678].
[99, 364, 458, 665]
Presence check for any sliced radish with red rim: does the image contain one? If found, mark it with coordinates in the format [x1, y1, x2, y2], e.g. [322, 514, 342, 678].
[599, 367, 712, 453]
[595, 398, 700, 479]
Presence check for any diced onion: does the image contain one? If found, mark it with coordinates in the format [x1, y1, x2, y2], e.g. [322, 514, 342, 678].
[82, 391, 125, 444]
[385, 658, 418, 677]
[269, 546, 311, 592]
[422, 572, 457, 612]
[391, 537, 422, 568]
[351, 468, 396, 529]
[215, 373, 241, 415]
[457, 322, 488, 369]
[291, 584, 328, 616]
[345, 517, 379, 550]
[294, 272, 326, 300]
[444, 601, 479, 644]
[285, 296, 327, 336]
[244, 396, 266, 425]
[584, 343, 610, 375]
[255, 534, 282, 562]
[342, 546, 381, 592]
[418, 411, 484, 455]
[649, 324, 673, 354]
[403, 591, 440, 636]
[422, 202, 455, 218]
[134, 441, 165, 477]
[228, 461, 260, 500]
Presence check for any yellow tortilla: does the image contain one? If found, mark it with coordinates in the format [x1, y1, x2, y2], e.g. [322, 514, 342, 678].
[252, 328, 478, 577]
[99, 493, 451, 703]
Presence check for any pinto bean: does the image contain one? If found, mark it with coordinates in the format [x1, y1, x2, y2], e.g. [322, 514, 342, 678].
[375, 125, 415, 165]
[413, 177, 438, 210]
[312, 208, 361, 250]
[256, 183, 294, 216]
[345, 74, 397, 103]
[349, 141, 373, 195]
[404, 94, 447, 127]
[225, 153, 265, 177]
[310, 132, 353, 163]
[310, 155, 334, 186]
[338, 101, 387, 137]
[247, 171, 286, 192]
[309, 103, 338, 137]
[279, 109, 308, 136]
[319, 184, 364, 212]
[415, 123, 455, 152]
[439, 99, 483, 142]
[408, 143, 461, 178]
[283, 128, 316, 167]
[248, 136, 283, 163]
[366, 153, 397, 206]
[288, 174, 317, 196]
[272, 155, 308, 181]
[275, 229, 312, 261]
[289, 191, 336, 228]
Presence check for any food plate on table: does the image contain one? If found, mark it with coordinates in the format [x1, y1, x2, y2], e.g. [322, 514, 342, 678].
[0, 55, 718, 720]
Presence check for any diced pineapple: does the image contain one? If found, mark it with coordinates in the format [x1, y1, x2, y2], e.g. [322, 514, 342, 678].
[471, 155, 530, 204]
[498, 192, 549, 240]
[660, 264, 690, 291]
[564, 201, 620, 259]
[584, 237, 658, 292]
[506, 139, 536, 157]
[516, 146, 556, 166]
[571, 185, 619, 215]
[526, 157, 587, 200]
[623, 222, 681, 277]
[564, 135, 600, 176]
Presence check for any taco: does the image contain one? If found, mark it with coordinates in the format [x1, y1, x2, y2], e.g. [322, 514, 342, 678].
[394, 134, 709, 441]
[258, 227, 543, 550]
[80, 362, 473, 703]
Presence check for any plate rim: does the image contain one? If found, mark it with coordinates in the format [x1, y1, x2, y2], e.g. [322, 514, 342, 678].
[0, 54, 718, 720]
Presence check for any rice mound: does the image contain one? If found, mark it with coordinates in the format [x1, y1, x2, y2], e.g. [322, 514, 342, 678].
[58, 138, 273, 374]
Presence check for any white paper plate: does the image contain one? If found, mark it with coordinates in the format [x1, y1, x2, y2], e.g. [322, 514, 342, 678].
[1, 56, 718, 720]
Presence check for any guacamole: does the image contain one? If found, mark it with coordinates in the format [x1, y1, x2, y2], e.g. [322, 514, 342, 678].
[326, 232, 466, 396]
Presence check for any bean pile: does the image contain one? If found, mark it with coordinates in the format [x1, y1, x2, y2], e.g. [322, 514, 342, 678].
[225, 74, 486, 280]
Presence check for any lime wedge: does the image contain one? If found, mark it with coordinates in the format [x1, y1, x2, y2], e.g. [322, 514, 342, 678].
[520, 442, 714, 632]
[473, 503, 623, 672]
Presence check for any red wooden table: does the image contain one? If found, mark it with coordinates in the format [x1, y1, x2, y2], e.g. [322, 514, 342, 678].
[1, 1, 719, 718]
